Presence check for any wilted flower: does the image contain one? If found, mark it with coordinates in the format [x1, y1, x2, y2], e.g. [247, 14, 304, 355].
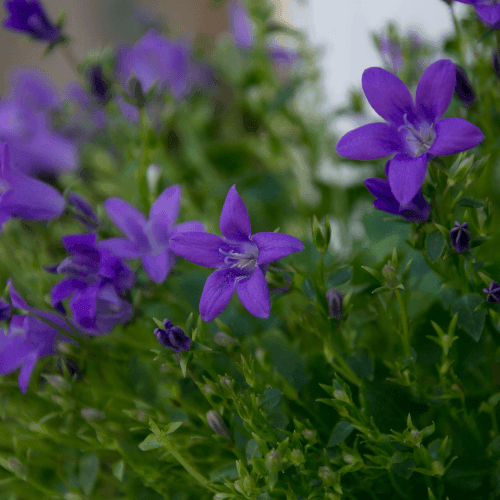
[99, 185, 204, 283]
[453, 1, 500, 30]
[454, 64, 475, 107]
[336, 59, 484, 204]
[449, 221, 471, 253]
[170, 185, 304, 321]
[326, 288, 343, 320]
[154, 318, 191, 352]
[484, 281, 500, 303]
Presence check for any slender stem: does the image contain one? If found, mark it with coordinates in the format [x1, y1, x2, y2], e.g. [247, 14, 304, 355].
[395, 289, 411, 358]
[137, 109, 151, 212]
[496, 31, 500, 67]
[451, 5, 466, 68]
[60, 45, 81, 80]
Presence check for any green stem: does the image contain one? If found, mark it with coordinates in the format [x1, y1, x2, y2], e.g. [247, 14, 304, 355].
[395, 289, 411, 358]
[451, 5, 467, 68]
[137, 109, 151, 212]
[496, 31, 500, 67]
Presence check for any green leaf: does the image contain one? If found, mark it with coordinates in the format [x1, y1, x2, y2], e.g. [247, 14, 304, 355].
[246, 439, 263, 461]
[456, 197, 484, 208]
[347, 349, 374, 381]
[79, 452, 99, 496]
[426, 231, 446, 262]
[258, 388, 283, 411]
[165, 421, 183, 434]
[470, 236, 492, 249]
[327, 267, 352, 287]
[112, 460, 125, 482]
[190, 341, 212, 352]
[209, 462, 239, 483]
[153, 317, 164, 329]
[451, 294, 486, 342]
[328, 421, 354, 447]
[138, 434, 161, 451]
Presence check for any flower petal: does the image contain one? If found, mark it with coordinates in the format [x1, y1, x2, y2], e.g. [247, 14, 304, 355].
[51, 277, 87, 310]
[199, 269, 237, 321]
[149, 185, 181, 235]
[362, 67, 415, 126]
[220, 185, 252, 241]
[141, 248, 176, 283]
[476, 5, 500, 30]
[387, 153, 429, 205]
[18, 351, 38, 394]
[69, 282, 100, 329]
[61, 233, 97, 255]
[236, 266, 270, 318]
[172, 221, 205, 234]
[416, 59, 456, 122]
[98, 238, 141, 259]
[335, 123, 402, 160]
[428, 118, 485, 156]
[104, 197, 147, 241]
[169, 232, 224, 268]
[253, 232, 304, 265]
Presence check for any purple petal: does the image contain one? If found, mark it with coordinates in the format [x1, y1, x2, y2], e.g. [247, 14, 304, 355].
[228, 0, 255, 49]
[388, 153, 429, 205]
[476, 5, 500, 30]
[104, 198, 147, 241]
[18, 351, 38, 394]
[416, 59, 456, 122]
[335, 123, 402, 160]
[8, 279, 31, 310]
[362, 67, 415, 126]
[51, 278, 86, 309]
[149, 185, 181, 239]
[172, 221, 205, 234]
[236, 266, 270, 318]
[428, 118, 485, 156]
[141, 248, 176, 283]
[98, 238, 141, 259]
[364, 177, 393, 199]
[69, 282, 100, 329]
[169, 232, 224, 268]
[253, 232, 304, 265]
[199, 269, 237, 321]
[11, 68, 60, 111]
[0, 324, 29, 375]
[61, 233, 97, 255]
[220, 185, 252, 241]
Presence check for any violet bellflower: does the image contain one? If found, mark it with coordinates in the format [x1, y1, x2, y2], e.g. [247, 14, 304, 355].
[48, 233, 134, 335]
[169, 185, 304, 321]
[378, 35, 403, 73]
[3, 0, 61, 43]
[449, 221, 471, 253]
[453, 1, 500, 30]
[484, 281, 500, 303]
[0, 280, 72, 393]
[0, 142, 64, 231]
[154, 318, 191, 352]
[335, 59, 485, 205]
[99, 185, 204, 283]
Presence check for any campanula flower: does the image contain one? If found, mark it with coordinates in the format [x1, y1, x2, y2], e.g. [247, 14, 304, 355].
[484, 281, 500, 303]
[154, 318, 191, 352]
[449, 221, 471, 253]
[49, 233, 134, 334]
[0, 142, 64, 231]
[336, 59, 485, 205]
[0, 280, 72, 393]
[169, 185, 304, 321]
[99, 185, 204, 283]
[454, 64, 475, 107]
[453, 1, 500, 30]
[3, 0, 61, 42]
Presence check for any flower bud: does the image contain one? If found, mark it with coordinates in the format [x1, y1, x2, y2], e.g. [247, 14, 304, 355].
[483, 281, 500, 303]
[265, 449, 281, 472]
[81, 408, 106, 421]
[128, 76, 146, 108]
[382, 261, 398, 288]
[449, 221, 471, 253]
[219, 376, 235, 398]
[290, 448, 305, 466]
[146, 164, 161, 195]
[214, 331, 239, 347]
[326, 288, 343, 320]
[206, 410, 231, 440]
[154, 318, 191, 352]
[454, 64, 475, 107]
[318, 466, 337, 486]
[67, 192, 100, 231]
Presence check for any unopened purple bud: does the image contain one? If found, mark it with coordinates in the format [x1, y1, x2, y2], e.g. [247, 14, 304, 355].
[0, 299, 11, 321]
[87, 65, 111, 105]
[154, 318, 191, 352]
[206, 410, 231, 440]
[454, 65, 475, 107]
[449, 221, 471, 253]
[326, 288, 343, 321]
[68, 192, 99, 231]
[483, 281, 500, 303]
[494, 52, 500, 80]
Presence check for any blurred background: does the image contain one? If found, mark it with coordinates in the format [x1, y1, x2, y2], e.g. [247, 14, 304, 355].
[0, 0, 468, 108]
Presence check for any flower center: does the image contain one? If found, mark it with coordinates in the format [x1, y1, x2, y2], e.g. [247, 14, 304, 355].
[219, 242, 258, 274]
[398, 113, 436, 157]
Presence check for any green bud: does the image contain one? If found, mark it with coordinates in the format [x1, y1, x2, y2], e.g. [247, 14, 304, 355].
[81, 408, 106, 421]
[318, 466, 337, 486]
[206, 410, 231, 440]
[431, 460, 444, 476]
[43, 374, 71, 393]
[311, 215, 331, 253]
[290, 448, 305, 466]
[382, 261, 398, 288]
[219, 376, 235, 398]
[265, 449, 281, 472]
[128, 76, 146, 108]
[214, 331, 239, 347]
[302, 428, 317, 443]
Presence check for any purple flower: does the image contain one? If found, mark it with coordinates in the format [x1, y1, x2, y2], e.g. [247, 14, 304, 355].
[67, 192, 99, 231]
[3, 0, 61, 42]
[449, 221, 471, 253]
[154, 318, 191, 352]
[378, 35, 403, 73]
[453, 1, 500, 30]
[0, 142, 64, 231]
[364, 160, 431, 223]
[169, 185, 304, 321]
[0, 298, 11, 321]
[454, 64, 475, 107]
[336, 59, 485, 205]
[0, 280, 72, 393]
[50, 233, 134, 334]
[484, 281, 500, 303]
[86, 65, 111, 105]
[228, 0, 254, 49]
[99, 185, 204, 283]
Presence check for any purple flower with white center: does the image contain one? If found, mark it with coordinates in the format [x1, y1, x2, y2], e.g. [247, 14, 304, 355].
[454, 64, 476, 107]
[3, 0, 61, 42]
[453, 1, 500, 30]
[67, 192, 99, 231]
[50, 233, 134, 334]
[335, 59, 485, 205]
[154, 318, 191, 352]
[449, 221, 471, 253]
[0, 280, 72, 393]
[99, 185, 204, 283]
[169, 185, 304, 321]
[0, 142, 64, 231]
[484, 281, 500, 303]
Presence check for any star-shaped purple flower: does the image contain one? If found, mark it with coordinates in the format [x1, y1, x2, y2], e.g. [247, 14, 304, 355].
[100, 185, 204, 284]
[454, 1, 500, 30]
[449, 221, 471, 253]
[484, 281, 500, 303]
[169, 185, 304, 321]
[336, 59, 485, 205]
[154, 318, 191, 352]
[3, 0, 61, 42]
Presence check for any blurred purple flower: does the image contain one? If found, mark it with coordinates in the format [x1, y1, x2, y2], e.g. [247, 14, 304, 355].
[449, 221, 471, 253]
[0, 298, 11, 321]
[228, 0, 254, 49]
[170, 185, 304, 321]
[336, 59, 485, 205]
[484, 281, 500, 303]
[0, 142, 64, 232]
[454, 1, 500, 30]
[100, 185, 204, 283]
[154, 318, 191, 352]
[454, 64, 475, 107]
[87, 65, 111, 106]
[67, 192, 99, 231]
[49, 233, 134, 334]
[379, 35, 403, 73]
[3, 0, 61, 42]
